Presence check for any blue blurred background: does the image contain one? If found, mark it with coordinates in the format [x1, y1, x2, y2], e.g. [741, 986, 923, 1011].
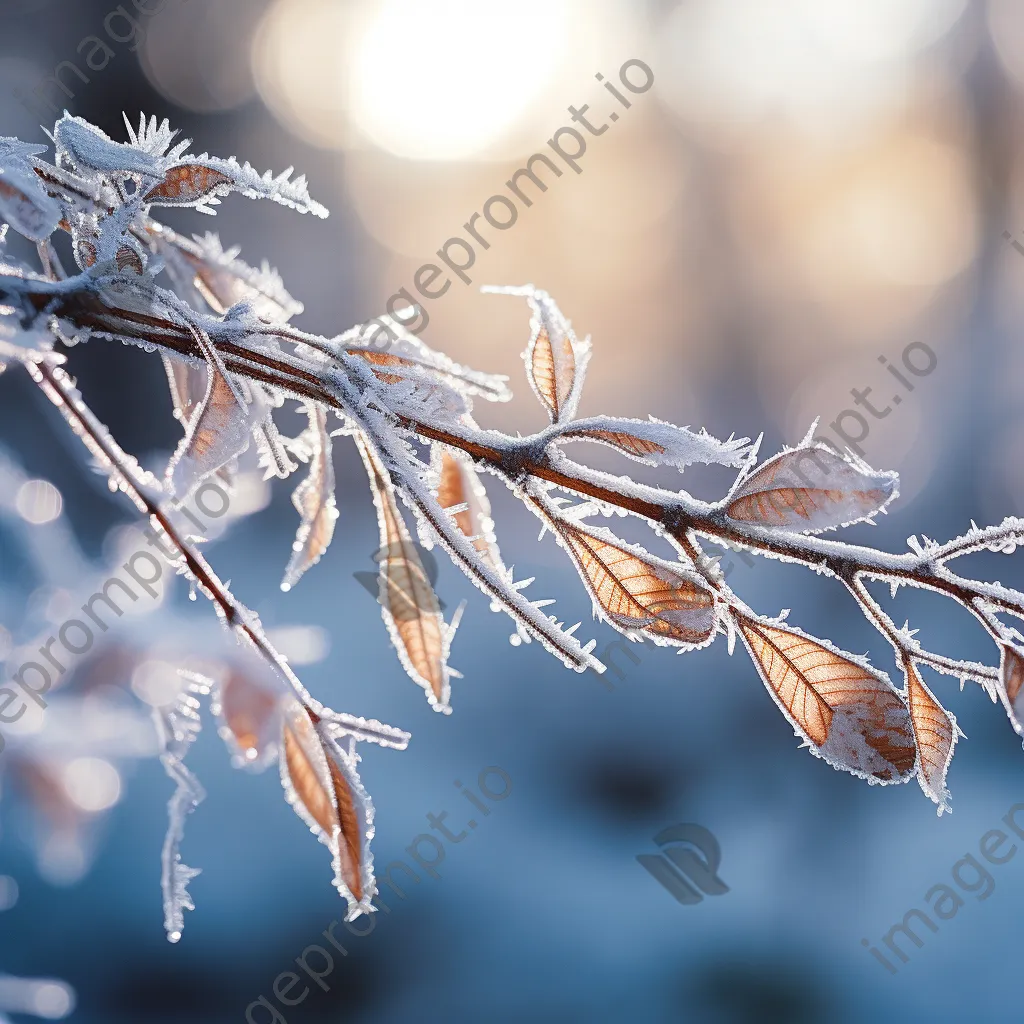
[3, 0, 1024, 1021]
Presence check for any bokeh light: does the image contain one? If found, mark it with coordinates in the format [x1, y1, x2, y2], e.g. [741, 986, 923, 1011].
[15, 479, 62, 524]
[346, 0, 569, 160]
[140, 0, 262, 112]
[62, 758, 122, 814]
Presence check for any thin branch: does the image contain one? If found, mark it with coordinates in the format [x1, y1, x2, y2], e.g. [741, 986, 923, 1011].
[23, 356, 408, 750]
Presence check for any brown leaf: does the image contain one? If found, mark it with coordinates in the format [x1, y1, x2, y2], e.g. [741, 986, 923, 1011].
[76, 238, 97, 268]
[216, 668, 281, 767]
[725, 446, 897, 533]
[344, 348, 415, 385]
[531, 324, 574, 421]
[280, 703, 372, 912]
[738, 617, 916, 782]
[147, 225, 302, 322]
[904, 662, 957, 811]
[161, 353, 207, 427]
[997, 644, 1024, 735]
[435, 449, 502, 569]
[166, 332, 259, 497]
[282, 406, 338, 591]
[567, 428, 666, 460]
[144, 164, 232, 205]
[115, 245, 143, 274]
[489, 286, 588, 423]
[356, 434, 452, 712]
[554, 520, 715, 646]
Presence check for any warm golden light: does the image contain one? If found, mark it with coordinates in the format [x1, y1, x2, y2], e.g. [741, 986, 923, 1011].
[347, 0, 570, 160]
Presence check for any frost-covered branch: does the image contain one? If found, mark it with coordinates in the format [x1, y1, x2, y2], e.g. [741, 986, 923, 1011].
[3, 114, 1024, 953]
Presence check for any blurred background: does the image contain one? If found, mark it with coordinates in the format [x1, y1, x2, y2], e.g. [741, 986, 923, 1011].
[2, 0, 1024, 1020]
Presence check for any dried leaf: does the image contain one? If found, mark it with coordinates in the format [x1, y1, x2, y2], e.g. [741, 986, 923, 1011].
[140, 149, 327, 216]
[161, 352, 207, 426]
[280, 702, 374, 917]
[356, 434, 453, 712]
[553, 518, 715, 646]
[738, 617, 917, 783]
[484, 285, 589, 423]
[434, 449, 502, 569]
[166, 327, 262, 497]
[115, 244, 143, 275]
[997, 644, 1024, 735]
[76, 238, 97, 268]
[905, 662, 957, 812]
[148, 227, 303, 322]
[0, 170, 61, 242]
[345, 348, 415, 385]
[282, 406, 338, 591]
[144, 164, 233, 205]
[725, 445, 898, 533]
[554, 416, 752, 471]
[213, 668, 283, 769]
[343, 315, 511, 402]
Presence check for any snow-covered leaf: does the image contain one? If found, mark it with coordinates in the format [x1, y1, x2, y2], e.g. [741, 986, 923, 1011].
[166, 325, 263, 497]
[904, 662, 957, 813]
[725, 445, 898, 533]
[553, 416, 752, 471]
[484, 284, 589, 423]
[282, 406, 338, 591]
[280, 701, 374, 919]
[54, 112, 164, 177]
[144, 153, 328, 217]
[996, 644, 1024, 735]
[434, 449, 503, 570]
[144, 164, 234, 206]
[549, 514, 716, 647]
[0, 170, 61, 242]
[151, 227, 302, 322]
[341, 314, 511, 403]
[738, 616, 917, 784]
[357, 434, 454, 713]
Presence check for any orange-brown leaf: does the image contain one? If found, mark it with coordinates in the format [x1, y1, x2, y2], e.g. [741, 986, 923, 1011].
[488, 286, 588, 423]
[115, 245, 144, 274]
[905, 662, 957, 811]
[435, 450, 502, 568]
[282, 406, 338, 590]
[145, 164, 232, 205]
[726, 446, 897, 533]
[344, 348, 415, 385]
[216, 669, 281, 767]
[280, 705, 371, 908]
[556, 522, 715, 646]
[738, 617, 916, 782]
[531, 325, 575, 421]
[997, 645, 1024, 735]
[569, 429, 666, 460]
[356, 435, 451, 712]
